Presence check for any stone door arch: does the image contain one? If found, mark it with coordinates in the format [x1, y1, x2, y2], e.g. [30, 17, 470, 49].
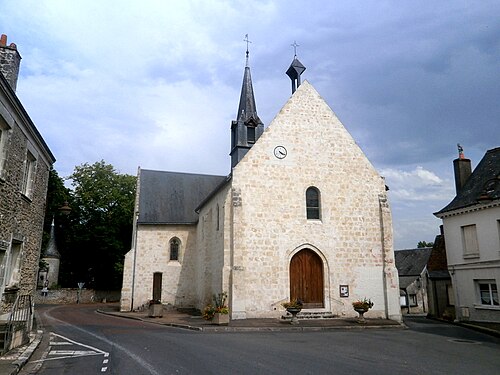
[289, 248, 324, 308]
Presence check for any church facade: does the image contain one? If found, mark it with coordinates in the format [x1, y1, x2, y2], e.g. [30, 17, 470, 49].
[120, 57, 401, 321]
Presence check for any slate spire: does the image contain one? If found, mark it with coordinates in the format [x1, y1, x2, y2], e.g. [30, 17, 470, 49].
[44, 220, 60, 259]
[230, 36, 264, 169]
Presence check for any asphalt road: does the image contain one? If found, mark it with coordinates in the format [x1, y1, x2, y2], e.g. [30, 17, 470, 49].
[20, 304, 500, 375]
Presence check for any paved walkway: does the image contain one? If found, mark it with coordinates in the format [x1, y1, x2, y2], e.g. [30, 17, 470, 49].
[96, 304, 405, 332]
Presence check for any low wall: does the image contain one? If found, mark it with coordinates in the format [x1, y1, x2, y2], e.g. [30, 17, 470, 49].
[33, 289, 120, 305]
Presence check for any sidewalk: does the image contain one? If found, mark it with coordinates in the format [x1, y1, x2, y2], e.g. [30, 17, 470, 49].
[0, 329, 43, 375]
[96, 304, 406, 332]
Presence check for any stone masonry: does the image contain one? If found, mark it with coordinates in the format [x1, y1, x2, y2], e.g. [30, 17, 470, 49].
[0, 35, 55, 319]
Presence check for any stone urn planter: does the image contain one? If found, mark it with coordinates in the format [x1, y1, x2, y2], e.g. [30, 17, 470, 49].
[212, 312, 229, 325]
[148, 302, 163, 318]
[286, 307, 302, 325]
[352, 298, 373, 324]
[354, 308, 368, 323]
[282, 299, 303, 325]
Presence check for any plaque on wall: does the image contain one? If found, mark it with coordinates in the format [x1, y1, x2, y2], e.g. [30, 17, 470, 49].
[339, 285, 349, 298]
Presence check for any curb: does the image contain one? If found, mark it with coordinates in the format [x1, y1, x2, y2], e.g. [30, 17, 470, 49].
[96, 309, 406, 333]
[10, 329, 43, 374]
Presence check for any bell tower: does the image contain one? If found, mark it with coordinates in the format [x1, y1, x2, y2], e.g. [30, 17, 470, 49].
[230, 35, 264, 169]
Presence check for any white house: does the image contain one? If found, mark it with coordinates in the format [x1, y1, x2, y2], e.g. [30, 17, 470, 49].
[435, 147, 500, 322]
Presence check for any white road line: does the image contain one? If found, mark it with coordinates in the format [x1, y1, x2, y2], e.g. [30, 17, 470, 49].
[103, 359, 109, 364]
[50, 332, 109, 355]
[101, 367, 108, 372]
[39, 310, 160, 375]
[32, 332, 110, 363]
[50, 350, 99, 356]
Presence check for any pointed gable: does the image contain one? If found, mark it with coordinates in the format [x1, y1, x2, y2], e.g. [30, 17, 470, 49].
[233, 80, 381, 183]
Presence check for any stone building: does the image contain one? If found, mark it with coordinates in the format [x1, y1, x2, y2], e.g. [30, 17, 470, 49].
[435, 147, 500, 322]
[0, 34, 55, 320]
[120, 55, 401, 322]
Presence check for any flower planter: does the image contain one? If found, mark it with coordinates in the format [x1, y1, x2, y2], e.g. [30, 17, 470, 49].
[354, 308, 367, 323]
[148, 304, 163, 318]
[286, 307, 302, 325]
[212, 312, 229, 325]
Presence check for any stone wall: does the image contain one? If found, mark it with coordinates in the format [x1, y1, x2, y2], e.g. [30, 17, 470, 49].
[0, 69, 53, 316]
[228, 81, 400, 320]
[121, 224, 198, 311]
[34, 289, 121, 304]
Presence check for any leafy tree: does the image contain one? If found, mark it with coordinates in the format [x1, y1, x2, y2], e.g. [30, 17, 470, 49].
[417, 241, 434, 248]
[60, 161, 136, 289]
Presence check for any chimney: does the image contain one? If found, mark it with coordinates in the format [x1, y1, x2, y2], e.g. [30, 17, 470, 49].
[0, 34, 22, 92]
[453, 144, 472, 194]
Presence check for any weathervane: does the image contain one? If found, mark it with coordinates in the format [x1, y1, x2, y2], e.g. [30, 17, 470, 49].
[291, 40, 299, 57]
[244, 34, 252, 66]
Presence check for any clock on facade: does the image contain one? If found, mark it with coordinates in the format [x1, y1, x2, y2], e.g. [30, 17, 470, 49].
[273, 146, 287, 159]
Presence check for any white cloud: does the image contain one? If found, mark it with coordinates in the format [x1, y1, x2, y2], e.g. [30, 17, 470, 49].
[382, 166, 454, 202]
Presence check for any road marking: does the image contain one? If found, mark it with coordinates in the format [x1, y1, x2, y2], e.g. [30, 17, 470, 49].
[32, 332, 110, 363]
[101, 366, 108, 372]
[50, 350, 100, 356]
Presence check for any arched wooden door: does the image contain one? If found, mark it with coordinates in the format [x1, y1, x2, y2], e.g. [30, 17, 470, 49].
[290, 249, 324, 308]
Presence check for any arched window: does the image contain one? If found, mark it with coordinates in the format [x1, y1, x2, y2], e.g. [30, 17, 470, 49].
[169, 238, 180, 261]
[306, 187, 321, 220]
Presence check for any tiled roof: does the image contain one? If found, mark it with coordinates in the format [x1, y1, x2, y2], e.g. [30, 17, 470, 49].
[395, 248, 433, 276]
[137, 169, 227, 224]
[436, 147, 500, 215]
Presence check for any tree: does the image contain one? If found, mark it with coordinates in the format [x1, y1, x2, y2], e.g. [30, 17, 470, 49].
[61, 161, 136, 289]
[417, 241, 434, 248]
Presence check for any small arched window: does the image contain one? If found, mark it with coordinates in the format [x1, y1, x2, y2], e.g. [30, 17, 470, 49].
[306, 187, 321, 220]
[169, 238, 180, 261]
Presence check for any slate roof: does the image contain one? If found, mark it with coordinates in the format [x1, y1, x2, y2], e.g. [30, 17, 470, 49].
[137, 169, 227, 224]
[436, 147, 500, 215]
[394, 248, 433, 277]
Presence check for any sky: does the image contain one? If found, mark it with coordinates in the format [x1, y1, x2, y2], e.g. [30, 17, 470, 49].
[1, 0, 499, 249]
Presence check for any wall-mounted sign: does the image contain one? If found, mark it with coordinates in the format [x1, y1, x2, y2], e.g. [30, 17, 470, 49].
[340, 285, 349, 298]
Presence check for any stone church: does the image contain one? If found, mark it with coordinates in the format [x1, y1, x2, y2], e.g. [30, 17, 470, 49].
[120, 54, 401, 321]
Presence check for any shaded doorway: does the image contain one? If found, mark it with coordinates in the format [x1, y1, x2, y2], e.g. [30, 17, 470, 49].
[153, 272, 162, 301]
[290, 249, 324, 308]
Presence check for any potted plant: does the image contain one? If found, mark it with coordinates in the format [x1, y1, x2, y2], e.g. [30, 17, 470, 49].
[148, 299, 163, 318]
[203, 292, 229, 325]
[352, 298, 373, 323]
[282, 299, 303, 325]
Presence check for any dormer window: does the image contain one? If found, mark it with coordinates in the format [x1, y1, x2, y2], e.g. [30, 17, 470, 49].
[247, 126, 255, 143]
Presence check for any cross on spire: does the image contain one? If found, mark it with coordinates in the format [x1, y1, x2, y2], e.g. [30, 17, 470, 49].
[291, 41, 299, 57]
[244, 34, 252, 66]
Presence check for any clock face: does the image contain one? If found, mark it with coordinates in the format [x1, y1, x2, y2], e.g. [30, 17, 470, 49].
[273, 146, 287, 159]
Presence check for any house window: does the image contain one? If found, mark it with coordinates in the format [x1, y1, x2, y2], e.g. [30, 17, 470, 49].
[169, 238, 180, 261]
[478, 281, 498, 306]
[247, 126, 255, 143]
[461, 224, 479, 258]
[306, 187, 321, 220]
[0, 120, 11, 178]
[6, 242, 22, 287]
[22, 150, 37, 198]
